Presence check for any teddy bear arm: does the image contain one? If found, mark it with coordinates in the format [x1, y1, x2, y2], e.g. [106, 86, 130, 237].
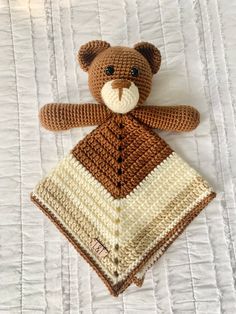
[39, 103, 112, 131]
[131, 105, 200, 132]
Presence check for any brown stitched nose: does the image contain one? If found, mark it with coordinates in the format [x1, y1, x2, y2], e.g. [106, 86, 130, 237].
[111, 79, 131, 101]
[111, 79, 131, 90]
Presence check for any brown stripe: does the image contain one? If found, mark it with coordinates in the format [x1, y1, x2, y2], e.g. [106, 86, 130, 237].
[30, 191, 215, 297]
[72, 114, 172, 198]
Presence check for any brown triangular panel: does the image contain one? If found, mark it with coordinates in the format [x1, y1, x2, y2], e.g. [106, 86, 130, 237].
[71, 114, 173, 198]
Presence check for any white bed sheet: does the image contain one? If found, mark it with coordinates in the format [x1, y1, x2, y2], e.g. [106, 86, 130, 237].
[0, 0, 236, 313]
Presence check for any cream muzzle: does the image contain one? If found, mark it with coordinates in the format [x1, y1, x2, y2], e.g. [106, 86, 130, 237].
[101, 79, 139, 114]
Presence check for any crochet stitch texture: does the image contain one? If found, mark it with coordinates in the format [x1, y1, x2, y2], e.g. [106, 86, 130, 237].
[31, 40, 216, 296]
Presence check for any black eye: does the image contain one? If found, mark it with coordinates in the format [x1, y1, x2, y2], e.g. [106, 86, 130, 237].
[105, 65, 114, 76]
[131, 67, 139, 77]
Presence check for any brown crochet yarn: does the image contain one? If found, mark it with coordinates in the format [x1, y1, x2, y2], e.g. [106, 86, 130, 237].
[131, 105, 200, 132]
[31, 40, 215, 297]
[71, 113, 173, 198]
[39, 103, 112, 131]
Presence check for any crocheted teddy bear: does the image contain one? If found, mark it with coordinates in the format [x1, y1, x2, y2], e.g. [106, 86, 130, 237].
[31, 40, 216, 296]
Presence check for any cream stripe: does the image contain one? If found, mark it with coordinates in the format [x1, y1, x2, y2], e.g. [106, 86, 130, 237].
[35, 181, 98, 245]
[44, 154, 120, 214]
[57, 154, 120, 214]
[54, 159, 119, 228]
[120, 182, 211, 264]
[34, 154, 120, 239]
[120, 153, 200, 243]
[120, 175, 211, 249]
[48, 174, 116, 240]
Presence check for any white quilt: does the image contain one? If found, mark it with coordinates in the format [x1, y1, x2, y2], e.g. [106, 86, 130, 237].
[0, 0, 236, 313]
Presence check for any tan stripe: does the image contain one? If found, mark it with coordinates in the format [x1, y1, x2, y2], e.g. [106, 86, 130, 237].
[43, 175, 116, 239]
[134, 224, 185, 281]
[35, 178, 98, 244]
[118, 176, 212, 272]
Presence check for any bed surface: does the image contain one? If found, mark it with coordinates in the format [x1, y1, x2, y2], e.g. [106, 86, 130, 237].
[0, 0, 236, 313]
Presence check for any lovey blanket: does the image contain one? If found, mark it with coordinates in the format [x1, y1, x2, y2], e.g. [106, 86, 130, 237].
[31, 41, 215, 296]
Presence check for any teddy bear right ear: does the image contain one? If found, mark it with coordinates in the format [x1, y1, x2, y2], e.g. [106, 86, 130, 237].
[78, 40, 111, 72]
[134, 42, 161, 74]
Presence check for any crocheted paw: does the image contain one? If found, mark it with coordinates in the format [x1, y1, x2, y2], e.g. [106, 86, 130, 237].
[39, 103, 112, 130]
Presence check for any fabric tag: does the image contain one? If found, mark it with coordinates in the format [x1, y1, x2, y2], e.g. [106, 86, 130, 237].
[90, 238, 109, 259]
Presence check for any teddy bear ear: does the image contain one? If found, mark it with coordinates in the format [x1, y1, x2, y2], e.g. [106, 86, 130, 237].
[78, 40, 111, 72]
[134, 42, 161, 74]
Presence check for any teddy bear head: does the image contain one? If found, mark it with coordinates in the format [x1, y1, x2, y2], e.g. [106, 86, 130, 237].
[78, 40, 161, 114]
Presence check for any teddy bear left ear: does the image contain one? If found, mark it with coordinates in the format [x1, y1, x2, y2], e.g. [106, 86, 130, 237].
[78, 40, 111, 72]
[134, 42, 161, 74]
